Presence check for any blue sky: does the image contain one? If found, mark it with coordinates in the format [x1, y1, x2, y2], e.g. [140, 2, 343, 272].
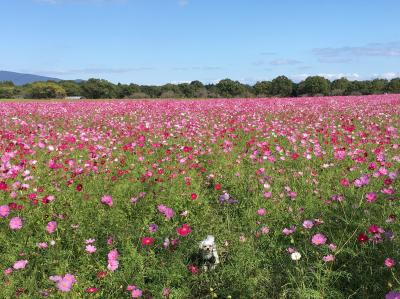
[1, 0, 399, 84]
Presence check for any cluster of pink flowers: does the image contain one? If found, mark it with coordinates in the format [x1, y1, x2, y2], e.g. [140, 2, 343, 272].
[107, 249, 119, 271]
[49, 274, 76, 292]
[157, 204, 175, 219]
[127, 284, 143, 298]
[85, 238, 97, 253]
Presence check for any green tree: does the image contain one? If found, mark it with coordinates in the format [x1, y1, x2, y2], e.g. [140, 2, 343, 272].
[177, 83, 196, 98]
[387, 78, 400, 93]
[160, 84, 184, 98]
[58, 81, 82, 96]
[116, 83, 141, 98]
[189, 81, 208, 98]
[254, 81, 272, 97]
[140, 85, 161, 98]
[216, 79, 246, 98]
[370, 79, 388, 94]
[298, 76, 330, 96]
[0, 81, 15, 87]
[331, 78, 350, 95]
[270, 76, 293, 97]
[29, 82, 66, 99]
[0, 86, 17, 99]
[81, 79, 117, 99]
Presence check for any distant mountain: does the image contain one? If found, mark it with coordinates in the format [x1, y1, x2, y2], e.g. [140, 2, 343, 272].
[0, 70, 80, 86]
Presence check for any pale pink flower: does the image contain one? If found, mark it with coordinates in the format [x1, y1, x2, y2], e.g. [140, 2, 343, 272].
[85, 245, 97, 253]
[0, 205, 10, 218]
[13, 260, 28, 270]
[323, 255, 335, 262]
[37, 242, 48, 249]
[4, 268, 13, 275]
[107, 259, 119, 271]
[257, 208, 266, 216]
[9, 216, 23, 230]
[302, 220, 314, 229]
[311, 233, 327, 246]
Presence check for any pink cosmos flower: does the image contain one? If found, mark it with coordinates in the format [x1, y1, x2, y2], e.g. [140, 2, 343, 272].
[101, 195, 113, 207]
[340, 178, 350, 187]
[283, 226, 296, 236]
[311, 233, 327, 246]
[302, 220, 314, 229]
[4, 268, 13, 275]
[365, 192, 377, 203]
[157, 204, 174, 219]
[261, 226, 270, 234]
[13, 260, 28, 270]
[322, 255, 335, 262]
[56, 274, 76, 292]
[108, 249, 119, 261]
[107, 259, 119, 271]
[132, 289, 143, 298]
[127, 285, 143, 298]
[328, 243, 337, 252]
[46, 221, 57, 234]
[187, 264, 198, 274]
[385, 258, 396, 268]
[0, 205, 10, 218]
[162, 288, 171, 297]
[85, 287, 98, 293]
[9, 216, 23, 230]
[37, 242, 48, 249]
[257, 208, 266, 216]
[107, 249, 119, 271]
[263, 191, 272, 198]
[386, 291, 400, 299]
[86, 245, 97, 253]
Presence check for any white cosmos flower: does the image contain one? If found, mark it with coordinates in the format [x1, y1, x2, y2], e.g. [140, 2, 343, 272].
[291, 251, 301, 261]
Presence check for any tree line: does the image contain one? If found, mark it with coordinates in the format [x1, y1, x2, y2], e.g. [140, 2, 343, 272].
[1, 75, 400, 99]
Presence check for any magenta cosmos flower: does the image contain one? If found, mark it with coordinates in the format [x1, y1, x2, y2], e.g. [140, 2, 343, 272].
[9, 216, 23, 230]
[311, 233, 327, 246]
[365, 192, 377, 203]
[101, 195, 113, 207]
[176, 224, 192, 236]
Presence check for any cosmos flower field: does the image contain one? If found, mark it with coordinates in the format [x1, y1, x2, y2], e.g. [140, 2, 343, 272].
[0, 95, 399, 298]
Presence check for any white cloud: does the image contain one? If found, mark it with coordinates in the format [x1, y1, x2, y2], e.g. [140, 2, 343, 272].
[374, 72, 400, 80]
